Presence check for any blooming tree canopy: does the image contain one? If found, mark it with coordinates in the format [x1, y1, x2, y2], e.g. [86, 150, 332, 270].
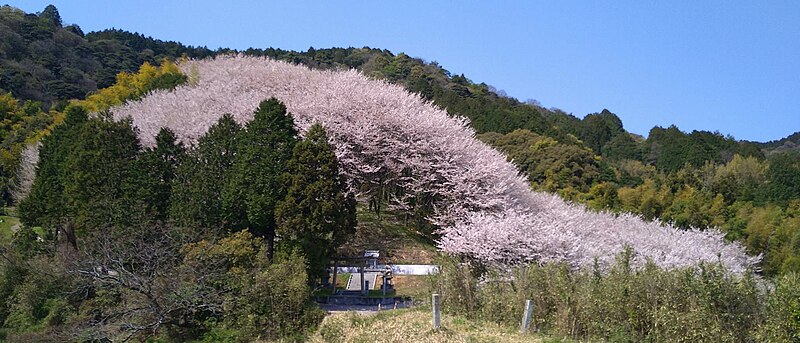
[110, 55, 756, 273]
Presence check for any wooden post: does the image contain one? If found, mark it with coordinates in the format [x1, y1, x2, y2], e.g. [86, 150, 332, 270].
[432, 293, 441, 330]
[331, 260, 338, 293]
[520, 299, 534, 334]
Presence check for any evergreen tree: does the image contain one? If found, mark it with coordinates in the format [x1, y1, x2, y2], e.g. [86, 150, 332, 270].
[764, 152, 800, 205]
[39, 4, 62, 27]
[580, 109, 624, 155]
[276, 123, 356, 279]
[63, 116, 141, 235]
[169, 113, 241, 229]
[136, 128, 185, 220]
[18, 105, 87, 246]
[223, 98, 298, 258]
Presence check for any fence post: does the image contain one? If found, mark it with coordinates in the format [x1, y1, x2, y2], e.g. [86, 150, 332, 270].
[520, 299, 534, 334]
[432, 293, 441, 330]
[331, 260, 338, 293]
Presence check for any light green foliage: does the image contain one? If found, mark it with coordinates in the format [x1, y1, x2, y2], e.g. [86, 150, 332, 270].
[584, 182, 619, 211]
[227, 250, 324, 341]
[430, 253, 766, 342]
[180, 230, 263, 281]
[756, 272, 800, 341]
[478, 129, 600, 197]
[712, 154, 766, 202]
[662, 185, 725, 229]
[182, 232, 323, 342]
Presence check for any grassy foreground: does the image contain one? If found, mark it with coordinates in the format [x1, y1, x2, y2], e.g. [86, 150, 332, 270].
[305, 308, 553, 343]
[0, 215, 19, 242]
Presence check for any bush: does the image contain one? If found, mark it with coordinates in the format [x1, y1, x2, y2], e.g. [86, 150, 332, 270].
[429, 251, 770, 342]
[225, 250, 325, 341]
[2, 256, 73, 334]
[181, 233, 324, 342]
[426, 255, 482, 316]
[757, 272, 800, 341]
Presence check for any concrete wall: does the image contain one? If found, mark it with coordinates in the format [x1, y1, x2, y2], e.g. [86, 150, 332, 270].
[335, 264, 439, 275]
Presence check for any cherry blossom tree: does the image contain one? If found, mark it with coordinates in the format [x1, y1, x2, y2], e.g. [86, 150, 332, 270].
[11, 142, 40, 204]
[107, 55, 756, 273]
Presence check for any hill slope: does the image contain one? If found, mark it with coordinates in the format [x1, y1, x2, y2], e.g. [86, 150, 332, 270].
[110, 55, 754, 273]
[3, 4, 796, 274]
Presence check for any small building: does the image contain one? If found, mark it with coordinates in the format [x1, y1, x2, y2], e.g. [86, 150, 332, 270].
[364, 250, 380, 269]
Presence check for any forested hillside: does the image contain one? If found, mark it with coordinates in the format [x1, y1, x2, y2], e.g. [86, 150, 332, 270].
[0, 5, 798, 341]
[0, 4, 798, 276]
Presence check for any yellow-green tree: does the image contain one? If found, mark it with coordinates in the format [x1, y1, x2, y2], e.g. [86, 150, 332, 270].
[77, 59, 186, 113]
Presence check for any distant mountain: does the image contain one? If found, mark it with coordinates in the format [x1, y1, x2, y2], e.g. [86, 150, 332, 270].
[0, 4, 792, 151]
[0, 4, 212, 106]
[759, 131, 800, 155]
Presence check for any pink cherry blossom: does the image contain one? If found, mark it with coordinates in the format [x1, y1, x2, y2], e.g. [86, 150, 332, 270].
[108, 55, 756, 274]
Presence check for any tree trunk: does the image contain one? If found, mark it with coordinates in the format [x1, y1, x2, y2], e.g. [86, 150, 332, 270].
[267, 229, 275, 261]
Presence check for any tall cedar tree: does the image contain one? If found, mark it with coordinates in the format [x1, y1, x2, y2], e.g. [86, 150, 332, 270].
[223, 98, 298, 259]
[19, 105, 87, 246]
[63, 115, 142, 236]
[276, 123, 356, 279]
[136, 128, 185, 221]
[169, 114, 241, 229]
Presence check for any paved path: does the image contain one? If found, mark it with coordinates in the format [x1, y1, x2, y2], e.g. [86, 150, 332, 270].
[319, 300, 412, 314]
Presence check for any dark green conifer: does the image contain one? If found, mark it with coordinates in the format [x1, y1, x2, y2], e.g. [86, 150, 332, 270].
[136, 128, 185, 220]
[276, 123, 356, 279]
[223, 98, 298, 258]
[169, 113, 241, 229]
[19, 105, 87, 245]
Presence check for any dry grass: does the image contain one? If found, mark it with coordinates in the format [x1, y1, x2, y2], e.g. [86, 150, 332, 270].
[336, 207, 438, 265]
[307, 308, 547, 343]
[391, 275, 430, 298]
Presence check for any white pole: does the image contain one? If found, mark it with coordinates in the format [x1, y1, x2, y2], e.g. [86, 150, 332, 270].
[520, 299, 534, 333]
[432, 293, 441, 330]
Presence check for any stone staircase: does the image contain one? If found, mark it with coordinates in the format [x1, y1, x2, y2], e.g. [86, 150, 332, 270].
[346, 272, 379, 291]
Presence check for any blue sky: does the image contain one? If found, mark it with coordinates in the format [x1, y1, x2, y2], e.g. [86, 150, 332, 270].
[6, 1, 799, 142]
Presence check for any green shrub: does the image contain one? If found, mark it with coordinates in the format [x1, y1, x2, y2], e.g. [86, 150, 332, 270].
[427, 255, 482, 316]
[757, 272, 800, 341]
[429, 251, 771, 342]
[2, 256, 73, 333]
[179, 232, 325, 342]
[226, 250, 325, 341]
